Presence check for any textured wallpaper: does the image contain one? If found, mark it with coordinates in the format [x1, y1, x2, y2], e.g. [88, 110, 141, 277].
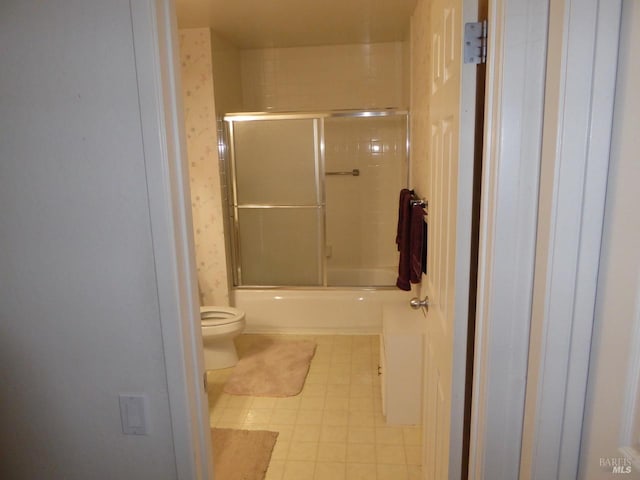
[179, 28, 230, 307]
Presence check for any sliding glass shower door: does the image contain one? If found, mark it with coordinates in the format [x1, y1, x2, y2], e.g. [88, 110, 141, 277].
[226, 110, 408, 288]
[229, 117, 324, 286]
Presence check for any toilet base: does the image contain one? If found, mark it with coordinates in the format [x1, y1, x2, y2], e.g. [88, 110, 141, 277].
[203, 338, 239, 370]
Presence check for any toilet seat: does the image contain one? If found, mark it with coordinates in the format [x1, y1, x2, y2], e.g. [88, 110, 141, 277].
[200, 306, 244, 327]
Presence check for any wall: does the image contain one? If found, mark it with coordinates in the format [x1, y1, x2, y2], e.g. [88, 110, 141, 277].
[241, 42, 408, 111]
[0, 1, 179, 477]
[409, 0, 431, 199]
[209, 31, 243, 115]
[178, 28, 229, 306]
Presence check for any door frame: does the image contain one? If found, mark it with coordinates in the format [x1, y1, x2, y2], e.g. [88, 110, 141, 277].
[471, 0, 623, 478]
[469, 0, 550, 477]
[518, 1, 623, 479]
[132, 0, 213, 479]
[134, 0, 623, 478]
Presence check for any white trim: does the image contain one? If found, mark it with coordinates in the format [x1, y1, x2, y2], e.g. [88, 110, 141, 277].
[469, 0, 549, 478]
[620, 293, 640, 471]
[444, 0, 481, 477]
[130, 1, 213, 478]
[519, 1, 622, 479]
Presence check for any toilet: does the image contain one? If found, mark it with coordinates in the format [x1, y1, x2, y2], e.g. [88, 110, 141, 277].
[200, 306, 246, 370]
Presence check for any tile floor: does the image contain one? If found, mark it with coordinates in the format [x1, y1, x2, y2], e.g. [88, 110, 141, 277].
[206, 334, 422, 480]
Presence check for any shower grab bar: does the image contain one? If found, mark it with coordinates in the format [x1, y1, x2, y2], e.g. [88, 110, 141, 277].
[325, 169, 360, 177]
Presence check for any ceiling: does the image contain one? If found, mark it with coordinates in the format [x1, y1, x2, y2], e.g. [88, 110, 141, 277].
[175, 0, 417, 49]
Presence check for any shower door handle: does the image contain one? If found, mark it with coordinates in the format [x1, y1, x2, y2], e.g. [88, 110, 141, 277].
[325, 169, 360, 176]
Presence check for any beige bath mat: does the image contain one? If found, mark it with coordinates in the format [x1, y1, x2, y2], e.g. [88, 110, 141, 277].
[224, 340, 316, 397]
[211, 428, 278, 480]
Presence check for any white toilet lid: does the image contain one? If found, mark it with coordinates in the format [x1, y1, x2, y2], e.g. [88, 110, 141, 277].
[200, 306, 244, 327]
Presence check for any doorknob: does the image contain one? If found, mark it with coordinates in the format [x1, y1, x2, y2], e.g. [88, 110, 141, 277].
[409, 296, 429, 311]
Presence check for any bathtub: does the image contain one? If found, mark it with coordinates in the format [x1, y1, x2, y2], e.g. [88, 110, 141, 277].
[326, 267, 397, 287]
[231, 287, 413, 334]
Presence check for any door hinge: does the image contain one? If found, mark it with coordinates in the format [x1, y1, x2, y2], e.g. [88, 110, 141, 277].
[464, 20, 487, 64]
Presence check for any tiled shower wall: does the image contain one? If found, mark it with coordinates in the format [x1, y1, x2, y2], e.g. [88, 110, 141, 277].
[325, 116, 407, 277]
[241, 42, 408, 111]
[179, 28, 230, 306]
[209, 31, 243, 115]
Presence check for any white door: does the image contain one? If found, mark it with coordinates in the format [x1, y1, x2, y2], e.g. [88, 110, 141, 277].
[578, 2, 640, 478]
[422, 0, 479, 477]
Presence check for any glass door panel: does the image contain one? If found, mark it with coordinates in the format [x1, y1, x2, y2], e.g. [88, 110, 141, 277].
[232, 119, 320, 205]
[236, 208, 323, 286]
[229, 116, 323, 286]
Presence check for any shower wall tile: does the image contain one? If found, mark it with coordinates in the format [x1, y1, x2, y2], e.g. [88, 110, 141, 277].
[210, 31, 243, 115]
[324, 117, 407, 274]
[241, 42, 408, 111]
[179, 28, 230, 306]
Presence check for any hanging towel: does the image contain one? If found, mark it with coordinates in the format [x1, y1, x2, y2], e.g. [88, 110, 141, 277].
[395, 189, 413, 290]
[409, 204, 426, 283]
[397, 198, 427, 290]
[395, 189, 413, 251]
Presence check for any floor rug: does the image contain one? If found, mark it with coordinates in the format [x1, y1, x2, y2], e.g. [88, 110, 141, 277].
[224, 340, 316, 397]
[211, 428, 278, 480]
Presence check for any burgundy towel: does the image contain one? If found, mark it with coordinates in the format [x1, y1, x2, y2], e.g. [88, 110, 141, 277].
[397, 200, 427, 290]
[396, 238, 411, 292]
[395, 190, 413, 290]
[395, 189, 413, 251]
[410, 204, 426, 283]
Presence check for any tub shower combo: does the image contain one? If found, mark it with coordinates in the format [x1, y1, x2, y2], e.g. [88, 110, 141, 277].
[223, 110, 413, 333]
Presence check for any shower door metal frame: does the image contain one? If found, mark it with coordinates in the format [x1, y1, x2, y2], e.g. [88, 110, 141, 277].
[224, 109, 409, 289]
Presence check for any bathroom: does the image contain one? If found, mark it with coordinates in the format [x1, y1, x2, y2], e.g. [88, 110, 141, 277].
[176, 0, 427, 332]
[7, 0, 610, 477]
[176, 0, 430, 478]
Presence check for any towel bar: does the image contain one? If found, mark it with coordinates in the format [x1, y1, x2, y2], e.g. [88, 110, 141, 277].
[326, 169, 360, 176]
[410, 198, 428, 208]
